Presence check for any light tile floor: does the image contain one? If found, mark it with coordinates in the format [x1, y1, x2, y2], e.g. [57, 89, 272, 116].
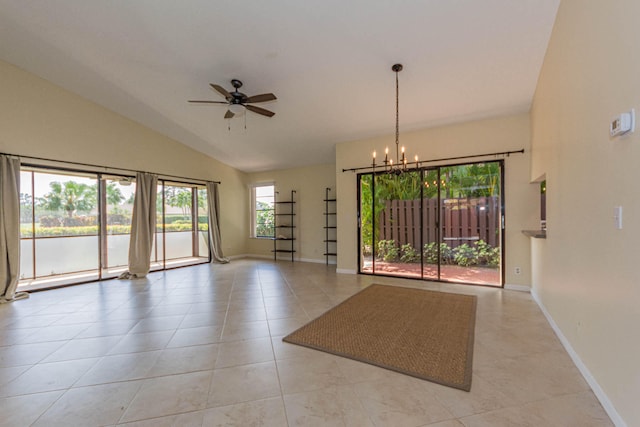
[0, 259, 613, 426]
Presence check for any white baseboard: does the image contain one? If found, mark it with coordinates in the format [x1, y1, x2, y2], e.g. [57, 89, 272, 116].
[298, 257, 337, 265]
[504, 284, 531, 292]
[531, 289, 626, 427]
[336, 268, 356, 275]
[229, 254, 270, 260]
[240, 254, 337, 265]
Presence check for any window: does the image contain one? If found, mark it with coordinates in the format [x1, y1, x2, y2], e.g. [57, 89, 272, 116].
[251, 184, 275, 238]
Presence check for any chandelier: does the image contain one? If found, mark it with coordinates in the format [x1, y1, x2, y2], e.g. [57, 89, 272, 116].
[372, 63, 418, 175]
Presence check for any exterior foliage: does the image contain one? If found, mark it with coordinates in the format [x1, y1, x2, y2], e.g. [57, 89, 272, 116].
[255, 200, 275, 237]
[376, 239, 499, 268]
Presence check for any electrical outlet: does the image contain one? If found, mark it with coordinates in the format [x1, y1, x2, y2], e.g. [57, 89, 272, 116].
[514, 267, 521, 275]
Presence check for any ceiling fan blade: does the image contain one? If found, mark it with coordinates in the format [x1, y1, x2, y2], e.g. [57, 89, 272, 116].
[224, 110, 235, 119]
[245, 93, 277, 103]
[188, 100, 228, 104]
[210, 84, 232, 100]
[245, 104, 275, 117]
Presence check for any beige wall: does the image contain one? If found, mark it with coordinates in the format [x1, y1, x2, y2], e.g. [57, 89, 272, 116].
[0, 60, 248, 257]
[248, 164, 337, 262]
[336, 113, 537, 286]
[531, 0, 640, 424]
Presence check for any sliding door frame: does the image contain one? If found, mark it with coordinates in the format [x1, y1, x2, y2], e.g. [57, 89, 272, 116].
[18, 165, 211, 290]
[357, 159, 505, 287]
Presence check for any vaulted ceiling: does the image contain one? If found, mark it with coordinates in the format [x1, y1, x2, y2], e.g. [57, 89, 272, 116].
[0, 0, 559, 172]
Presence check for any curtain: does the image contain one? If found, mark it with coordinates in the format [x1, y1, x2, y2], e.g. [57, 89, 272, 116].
[119, 172, 158, 279]
[206, 182, 229, 263]
[0, 155, 28, 303]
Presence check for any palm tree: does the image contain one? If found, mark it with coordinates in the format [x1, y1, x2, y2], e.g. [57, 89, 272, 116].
[37, 181, 97, 218]
[164, 187, 193, 216]
[105, 182, 125, 206]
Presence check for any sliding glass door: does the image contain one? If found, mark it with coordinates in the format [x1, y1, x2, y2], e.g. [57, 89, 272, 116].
[20, 170, 100, 285]
[102, 177, 136, 278]
[18, 168, 210, 289]
[152, 181, 210, 271]
[422, 169, 440, 280]
[438, 163, 502, 285]
[358, 160, 503, 286]
[373, 171, 422, 279]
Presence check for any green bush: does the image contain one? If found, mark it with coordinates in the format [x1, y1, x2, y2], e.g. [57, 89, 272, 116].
[19, 221, 208, 238]
[475, 239, 500, 267]
[163, 215, 191, 224]
[107, 214, 131, 225]
[423, 242, 438, 264]
[38, 215, 98, 228]
[107, 225, 132, 235]
[453, 243, 479, 267]
[400, 243, 420, 263]
[377, 240, 399, 262]
[34, 225, 99, 237]
[159, 223, 192, 232]
[423, 242, 454, 264]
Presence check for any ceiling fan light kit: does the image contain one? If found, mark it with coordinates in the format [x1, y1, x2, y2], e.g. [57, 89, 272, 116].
[188, 79, 276, 120]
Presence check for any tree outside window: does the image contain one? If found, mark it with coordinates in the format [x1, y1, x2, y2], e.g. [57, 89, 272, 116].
[252, 184, 274, 238]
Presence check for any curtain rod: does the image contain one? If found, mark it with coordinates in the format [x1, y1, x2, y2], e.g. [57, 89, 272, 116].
[341, 148, 525, 173]
[0, 151, 221, 184]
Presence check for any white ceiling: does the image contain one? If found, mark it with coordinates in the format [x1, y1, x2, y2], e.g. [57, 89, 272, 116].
[0, 0, 559, 173]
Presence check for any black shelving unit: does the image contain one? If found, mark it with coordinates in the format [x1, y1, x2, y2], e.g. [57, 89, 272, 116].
[272, 190, 296, 262]
[323, 187, 337, 265]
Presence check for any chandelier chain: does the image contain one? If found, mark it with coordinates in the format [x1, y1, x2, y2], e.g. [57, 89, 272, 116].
[395, 69, 400, 161]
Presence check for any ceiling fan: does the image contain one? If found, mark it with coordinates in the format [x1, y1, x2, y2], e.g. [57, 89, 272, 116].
[188, 79, 276, 119]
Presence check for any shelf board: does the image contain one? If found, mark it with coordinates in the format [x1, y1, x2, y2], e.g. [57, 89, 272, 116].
[323, 199, 337, 202]
[275, 213, 295, 216]
[324, 226, 337, 229]
[272, 249, 296, 253]
[275, 225, 294, 228]
[521, 229, 546, 239]
[273, 238, 296, 241]
[323, 253, 337, 256]
[275, 201, 295, 204]
[323, 213, 336, 215]
[324, 239, 337, 243]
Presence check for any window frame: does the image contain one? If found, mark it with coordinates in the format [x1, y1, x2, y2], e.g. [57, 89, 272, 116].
[250, 183, 275, 238]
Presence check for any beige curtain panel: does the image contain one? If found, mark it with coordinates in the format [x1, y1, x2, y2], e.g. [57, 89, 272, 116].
[0, 155, 28, 303]
[119, 172, 158, 279]
[206, 182, 229, 263]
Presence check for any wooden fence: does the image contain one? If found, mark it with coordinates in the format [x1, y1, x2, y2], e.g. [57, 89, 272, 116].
[378, 196, 500, 249]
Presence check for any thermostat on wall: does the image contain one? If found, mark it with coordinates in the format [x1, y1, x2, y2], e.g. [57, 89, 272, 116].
[610, 108, 635, 137]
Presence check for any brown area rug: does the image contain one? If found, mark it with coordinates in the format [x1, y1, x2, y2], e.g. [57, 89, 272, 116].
[283, 284, 477, 391]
